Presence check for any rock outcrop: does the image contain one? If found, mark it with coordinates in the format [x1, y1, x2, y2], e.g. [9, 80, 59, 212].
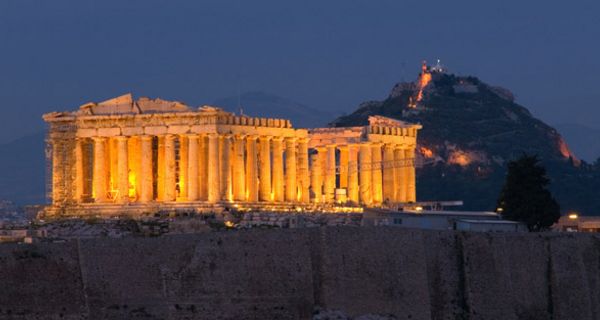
[0, 227, 598, 319]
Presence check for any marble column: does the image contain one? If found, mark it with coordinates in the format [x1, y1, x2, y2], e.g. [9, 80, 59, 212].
[233, 135, 246, 201]
[207, 134, 220, 203]
[258, 136, 272, 201]
[395, 147, 407, 202]
[164, 134, 177, 202]
[116, 136, 129, 203]
[220, 135, 232, 201]
[245, 135, 259, 202]
[347, 144, 359, 203]
[297, 138, 310, 203]
[272, 137, 284, 202]
[284, 138, 297, 202]
[128, 137, 141, 201]
[198, 135, 208, 200]
[383, 144, 396, 203]
[140, 135, 153, 203]
[74, 138, 85, 202]
[310, 152, 323, 203]
[178, 135, 188, 200]
[109, 138, 118, 196]
[359, 143, 372, 205]
[324, 144, 336, 203]
[92, 137, 108, 203]
[156, 136, 165, 201]
[338, 145, 349, 189]
[405, 148, 416, 202]
[187, 135, 199, 201]
[371, 143, 383, 205]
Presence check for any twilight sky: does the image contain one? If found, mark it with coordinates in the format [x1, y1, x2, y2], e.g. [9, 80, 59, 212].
[0, 0, 598, 144]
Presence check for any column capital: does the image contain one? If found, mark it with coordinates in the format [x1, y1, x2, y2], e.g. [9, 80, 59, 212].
[283, 136, 297, 142]
[186, 134, 200, 140]
[246, 134, 259, 141]
[337, 145, 349, 151]
[258, 135, 272, 142]
[92, 136, 107, 142]
[370, 142, 384, 147]
[139, 135, 154, 141]
[272, 136, 285, 142]
[297, 137, 309, 144]
[384, 143, 396, 150]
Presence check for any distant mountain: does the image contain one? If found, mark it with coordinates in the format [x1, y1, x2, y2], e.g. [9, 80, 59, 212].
[554, 123, 600, 163]
[332, 65, 600, 214]
[213, 91, 336, 128]
[0, 131, 47, 205]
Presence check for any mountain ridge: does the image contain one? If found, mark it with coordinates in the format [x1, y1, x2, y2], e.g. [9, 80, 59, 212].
[331, 65, 600, 214]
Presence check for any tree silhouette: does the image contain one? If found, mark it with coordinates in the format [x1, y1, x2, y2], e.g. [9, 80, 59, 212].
[497, 154, 560, 231]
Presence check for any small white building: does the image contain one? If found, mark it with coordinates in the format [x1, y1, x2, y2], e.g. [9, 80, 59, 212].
[364, 209, 526, 232]
[455, 219, 527, 232]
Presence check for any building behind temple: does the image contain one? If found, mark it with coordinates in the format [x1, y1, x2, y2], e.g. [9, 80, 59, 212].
[42, 94, 421, 218]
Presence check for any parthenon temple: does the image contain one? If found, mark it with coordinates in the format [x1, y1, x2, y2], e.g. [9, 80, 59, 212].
[42, 94, 421, 217]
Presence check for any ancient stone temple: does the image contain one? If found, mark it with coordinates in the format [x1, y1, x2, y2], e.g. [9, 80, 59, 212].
[43, 94, 420, 217]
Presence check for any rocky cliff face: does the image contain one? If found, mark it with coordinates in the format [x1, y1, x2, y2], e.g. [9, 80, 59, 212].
[331, 68, 600, 214]
[0, 228, 599, 319]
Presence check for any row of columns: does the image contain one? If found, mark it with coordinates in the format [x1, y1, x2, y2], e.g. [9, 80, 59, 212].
[309, 143, 416, 205]
[75, 134, 311, 205]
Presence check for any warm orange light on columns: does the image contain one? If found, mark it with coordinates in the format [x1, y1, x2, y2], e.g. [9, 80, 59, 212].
[395, 147, 407, 202]
[324, 144, 336, 203]
[198, 135, 208, 200]
[92, 137, 108, 203]
[284, 137, 297, 202]
[74, 138, 85, 201]
[139, 135, 154, 203]
[164, 134, 177, 202]
[187, 135, 199, 201]
[233, 134, 246, 201]
[359, 143, 372, 205]
[207, 133, 220, 203]
[220, 135, 232, 201]
[405, 148, 416, 202]
[310, 152, 323, 203]
[258, 136, 272, 202]
[347, 144, 359, 203]
[382, 144, 395, 203]
[297, 138, 310, 203]
[371, 143, 383, 205]
[272, 137, 284, 202]
[245, 135, 259, 202]
[116, 136, 129, 203]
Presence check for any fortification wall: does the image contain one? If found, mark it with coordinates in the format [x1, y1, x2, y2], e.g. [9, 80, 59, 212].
[0, 228, 598, 319]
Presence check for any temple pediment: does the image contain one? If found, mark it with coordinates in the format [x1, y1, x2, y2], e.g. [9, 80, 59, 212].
[368, 115, 412, 128]
[77, 94, 191, 115]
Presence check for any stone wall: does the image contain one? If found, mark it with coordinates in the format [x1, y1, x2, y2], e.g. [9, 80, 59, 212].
[0, 228, 598, 319]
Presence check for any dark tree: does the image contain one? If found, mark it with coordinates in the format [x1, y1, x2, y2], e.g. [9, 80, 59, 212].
[497, 155, 560, 231]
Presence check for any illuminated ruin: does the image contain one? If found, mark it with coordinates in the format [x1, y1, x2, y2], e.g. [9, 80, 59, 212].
[42, 94, 421, 218]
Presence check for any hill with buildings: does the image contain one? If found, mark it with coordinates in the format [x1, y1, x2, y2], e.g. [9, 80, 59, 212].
[331, 62, 600, 214]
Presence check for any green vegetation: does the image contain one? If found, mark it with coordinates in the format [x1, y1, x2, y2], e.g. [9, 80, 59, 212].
[497, 155, 560, 231]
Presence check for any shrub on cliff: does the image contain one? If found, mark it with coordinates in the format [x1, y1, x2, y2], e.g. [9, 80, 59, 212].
[497, 155, 560, 231]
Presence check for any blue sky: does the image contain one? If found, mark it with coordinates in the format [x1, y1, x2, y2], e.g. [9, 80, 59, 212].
[0, 0, 598, 143]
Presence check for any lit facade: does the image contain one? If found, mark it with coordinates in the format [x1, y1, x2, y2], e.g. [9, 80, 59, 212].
[43, 94, 420, 217]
